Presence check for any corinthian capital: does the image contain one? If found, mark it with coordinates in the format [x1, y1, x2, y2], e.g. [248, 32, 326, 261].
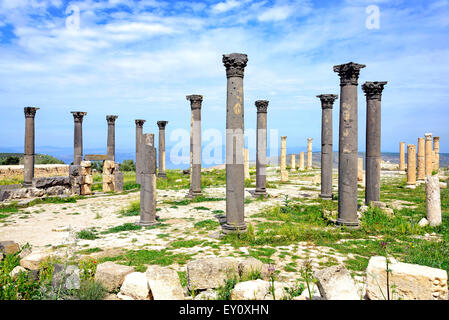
[333, 62, 366, 86]
[106, 115, 118, 125]
[255, 100, 269, 113]
[186, 95, 203, 110]
[71, 111, 87, 122]
[316, 94, 338, 109]
[157, 121, 168, 130]
[24, 106, 39, 118]
[223, 53, 248, 78]
[135, 119, 146, 127]
[362, 81, 387, 100]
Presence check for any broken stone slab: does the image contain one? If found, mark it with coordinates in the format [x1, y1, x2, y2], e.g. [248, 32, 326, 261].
[369, 201, 387, 209]
[32, 176, 70, 189]
[314, 264, 361, 300]
[146, 265, 185, 300]
[69, 165, 81, 177]
[230, 279, 291, 300]
[119, 272, 150, 300]
[187, 257, 240, 291]
[0, 241, 20, 255]
[94, 261, 135, 292]
[51, 264, 80, 290]
[238, 257, 270, 280]
[20, 251, 52, 270]
[366, 256, 448, 300]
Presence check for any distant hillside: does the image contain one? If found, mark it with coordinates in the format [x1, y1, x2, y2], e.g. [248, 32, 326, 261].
[0, 153, 65, 165]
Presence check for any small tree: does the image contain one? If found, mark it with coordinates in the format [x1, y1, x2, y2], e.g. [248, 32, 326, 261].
[121, 160, 136, 172]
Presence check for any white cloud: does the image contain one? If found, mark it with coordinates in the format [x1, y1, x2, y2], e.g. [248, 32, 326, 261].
[258, 5, 293, 21]
[211, 0, 242, 14]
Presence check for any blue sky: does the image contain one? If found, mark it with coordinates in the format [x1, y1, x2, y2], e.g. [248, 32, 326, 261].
[0, 0, 448, 162]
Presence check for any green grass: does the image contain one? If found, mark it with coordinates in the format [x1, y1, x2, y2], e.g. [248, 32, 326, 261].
[119, 200, 140, 217]
[77, 229, 99, 240]
[169, 240, 205, 248]
[194, 219, 220, 230]
[101, 223, 142, 234]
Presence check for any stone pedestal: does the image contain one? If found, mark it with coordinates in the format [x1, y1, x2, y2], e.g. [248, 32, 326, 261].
[425, 133, 433, 176]
[290, 154, 296, 172]
[106, 115, 118, 161]
[307, 138, 313, 170]
[23, 107, 39, 187]
[244, 149, 250, 179]
[103, 160, 116, 192]
[186, 95, 203, 198]
[417, 137, 425, 181]
[254, 100, 268, 196]
[317, 94, 338, 200]
[426, 175, 442, 227]
[280, 136, 288, 182]
[299, 152, 305, 170]
[135, 120, 146, 184]
[334, 62, 366, 227]
[433, 137, 440, 171]
[399, 142, 406, 172]
[69, 161, 92, 195]
[222, 53, 248, 234]
[407, 144, 416, 186]
[139, 133, 158, 226]
[71, 112, 87, 166]
[363, 81, 387, 205]
[157, 121, 168, 178]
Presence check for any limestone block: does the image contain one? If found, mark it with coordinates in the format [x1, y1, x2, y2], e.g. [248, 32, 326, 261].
[80, 161, 91, 168]
[366, 256, 448, 300]
[80, 184, 92, 196]
[231, 279, 290, 300]
[51, 264, 80, 290]
[0, 241, 20, 255]
[94, 262, 135, 292]
[103, 160, 115, 174]
[103, 182, 115, 193]
[10, 266, 27, 280]
[45, 186, 69, 196]
[81, 166, 91, 176]
[418, 218, 429, 227]
[103, 174, 114, 184]
[72, 184, 81, 196]
[69, 165, 81, 177]
[193, 289, 218, 300]
[280, 170, 288, 182]
[32, 176, 70, 188]
[83, 174, 93, 185]
[119, 272, 150, 300]
[238, 257, 270, 280]
[20, 252, 52, 270]
[314, 265, 361, 300]
[187, 257, 240, 290]
[114, 172, 124, 192]
[146, 265, 185, 300]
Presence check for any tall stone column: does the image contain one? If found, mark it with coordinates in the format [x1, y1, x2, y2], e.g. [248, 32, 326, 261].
[71, 111, 87, 166]
[23, 107, 39, 187]
[433, 136, 440, 171]
[334, 62, 366, 227]
[299, 152, 305, 170]
[280, 136, 288, 182]
[426, 175, 442, 227]
[362, 81, 387, 204]
[290, 154, 296, 172]
[138, 133, 158, 226]
[425, 133, 433, 176]
[244, 149, 250, 179]
[399, 142, 406, 171]
[317, 94, 338, 200]
[222, 53, 248, 234]
[157, 121, 168, 178]
[417, 137, 425, 181]
[135, 119, 146, 184]
[254, 100, 268, 196]
[106, 115, 118, 161]
[407, 144, 416, 186]
[307, 138, 313, 170]
[186, 94, 203, 198]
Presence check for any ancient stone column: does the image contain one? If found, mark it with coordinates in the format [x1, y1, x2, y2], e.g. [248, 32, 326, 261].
[426, 175, 442, 227]
[186, 94, 203, 198]
[290, 154, 296, 172]
[138, 133, 158, 226]
[244, 149, 250, 180]
[425, 133, 433, 176]
[280, 136, 288, 182]
[399, 142, 406, 171]
[317, 94, 338, 200]
[157, 121, 168, 178]
[407, 144, 416, 186]
[417, 137, 425, 181]
[71, 112, 87, 166]
[106, 115, 118, 161]
[433, 137, 440, 171]
[23, 107, 39, 187]
[307, 138, 313, 170]
[135, 119, 146, 184]
[254, 100, 268, 196]
[362, 81, 387, 204]
[334, 62, 366, 227]
[299, 152, 305, 170]
[222, 53, 248, 234]
[358, 158, 364, 183]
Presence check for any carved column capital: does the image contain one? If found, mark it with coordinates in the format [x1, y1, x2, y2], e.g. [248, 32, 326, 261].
[186, 95, 203, 110]
[223, 53, 248, 78]
[255, 100, 269, 113]
[106, 115, 118, 125]
[316, 94, 338, 109]
[71, 111, 87, 123]
[157, 121, 168, 130]
[333, 62, 366, 86]
[24, 106, 39, 118]
[135, 119, 146, 127]
[362, 81, 387, 100]
[424, 133, 432, 141]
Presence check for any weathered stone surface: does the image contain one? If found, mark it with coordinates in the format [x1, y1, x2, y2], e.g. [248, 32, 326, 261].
[69, 165, 81, 177]
[32, 176, 70, 188]
[119, 272, 150, 300]
[238, 257, 270, 280]
[0, 164, 69, 180]
[187, 257, 240, 290]
[10, 266, 27, 280]
[51, 264, 80, 290]
[314, 265, 361, 300]
[94, 262, 135, 292]
[20, 252, 51, 270]
[0, 241, 20, 255]
[146, 265, 184, 300]
[193, 289, 218, 300]
[80, 184, 92, 196]
[418, 218, 429, 227]
[426, 175, 442, 226]
[231, 279, 290, 300]
[366, 256, 448, 300]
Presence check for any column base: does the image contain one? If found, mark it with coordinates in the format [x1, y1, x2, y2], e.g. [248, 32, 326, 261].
[157, 172, 167, 178]
[221, 222, 247, 234]
[22, 182, 32, 188]
[135, 220, 159, 227]
[336, 218, 360, 229]
[185, 191, 202, 199]
[253, 189, 268, 198]
[320, 194, 333, 200]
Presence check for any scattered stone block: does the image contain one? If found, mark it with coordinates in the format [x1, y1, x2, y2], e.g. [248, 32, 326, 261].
[119, 272, 150, 300]
[10, 266, 27, 280]
[366, 256, 448, 300]
[418, 218, 429, 227]
[20, 252, 51, 270]
[94, 261, 135, 292]
[231, 279, 290, 300]
[146, 265, 184, 300]
[314, 264, 361, 300]
[238, 257, 270, 280]
[51, 264, 80, 290]
[0, 241, 20, 255]
[187, 257, 240, 290]
[193, 289, 218, 300]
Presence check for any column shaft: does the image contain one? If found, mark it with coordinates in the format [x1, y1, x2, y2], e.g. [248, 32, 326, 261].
[255, 100, 268, 196]
[157, 121, 168, 178]
[106, 115, 118, 161]
[186, 95, 203, 198]
[23, 107, 39, 186]
[399, 142, 405, 171]
[417, 137, 425, 181]
[71, 112, 87, 166]
[135, 120, 145, 184]
[307, 138, 313, 170]
[425, 133, 433, 176]
[407, 144, 416, 185]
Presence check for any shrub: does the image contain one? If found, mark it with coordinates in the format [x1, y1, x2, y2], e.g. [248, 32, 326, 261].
[76, 280, 107, 300]
[121, 160, 136, 172]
